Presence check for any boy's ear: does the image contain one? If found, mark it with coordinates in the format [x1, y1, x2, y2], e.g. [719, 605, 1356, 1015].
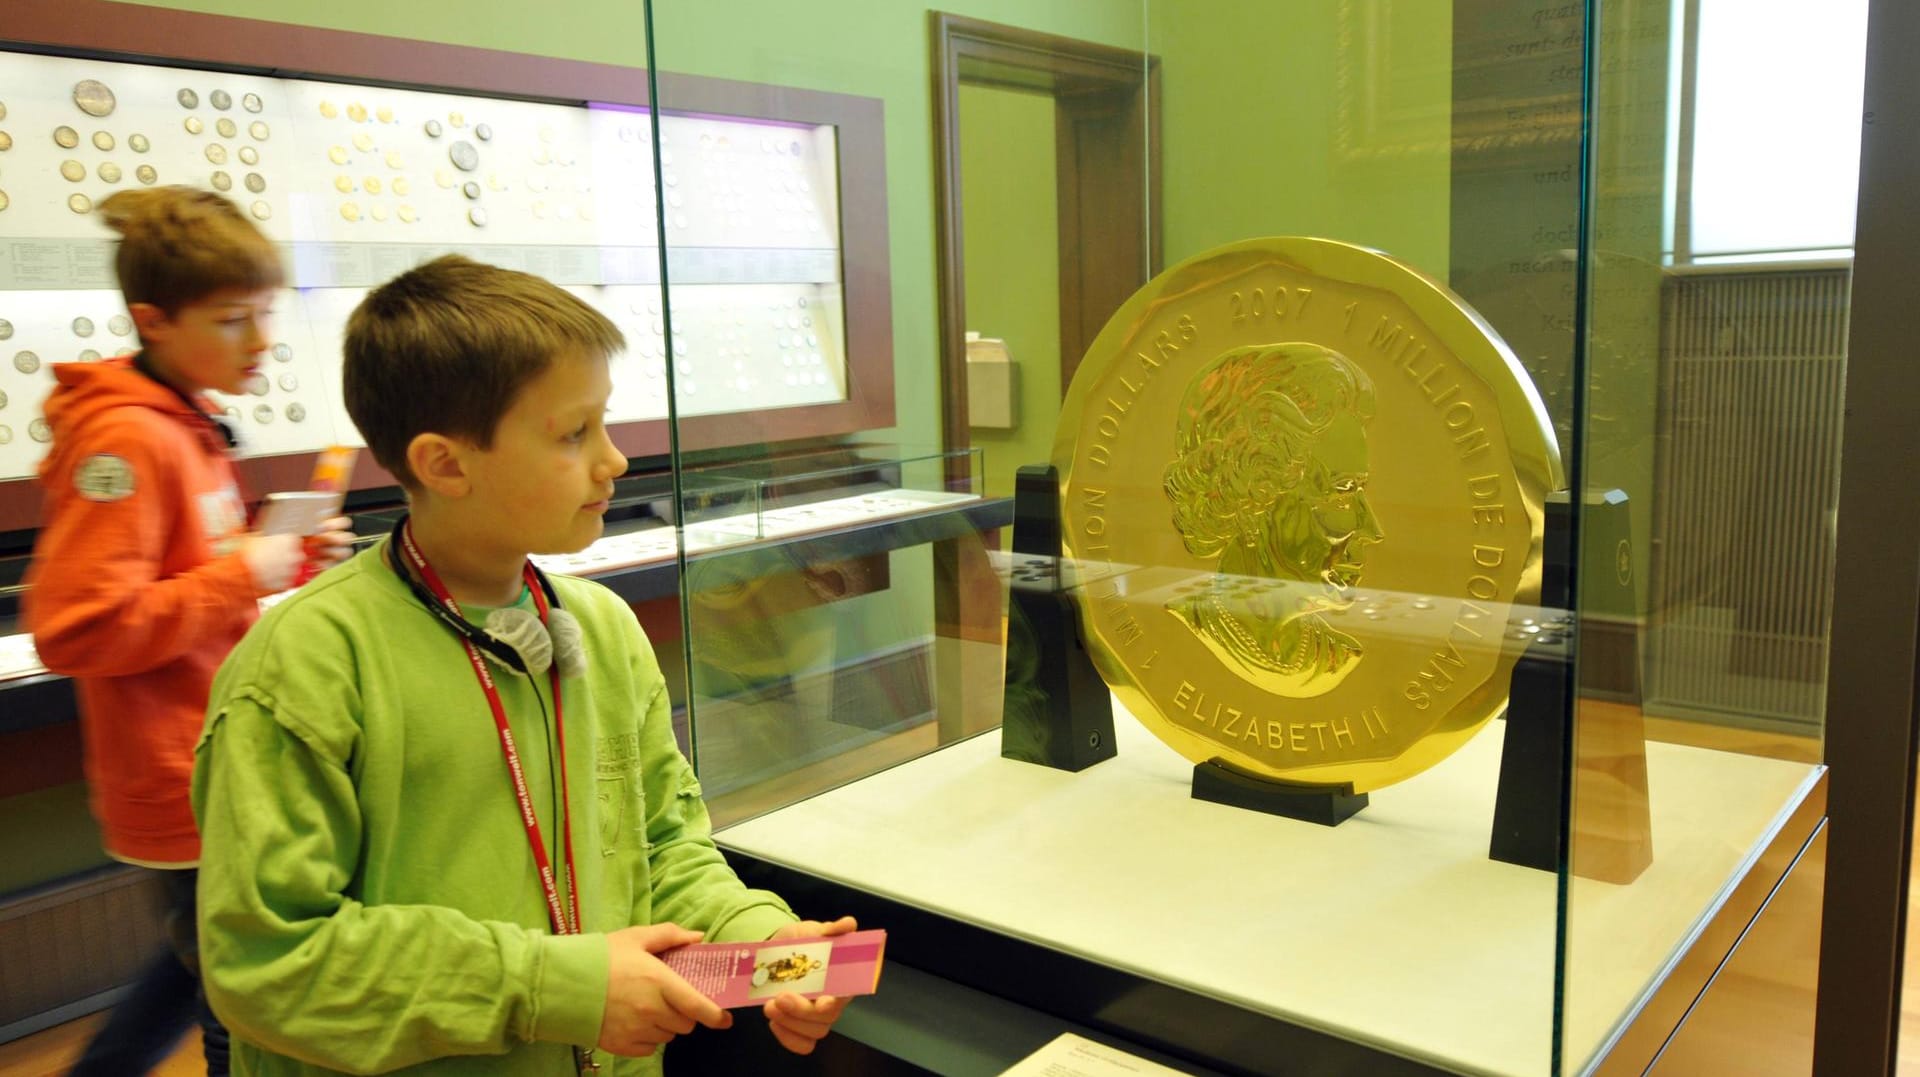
[406, 433, 472, 498]
[128, 302, 171, 340]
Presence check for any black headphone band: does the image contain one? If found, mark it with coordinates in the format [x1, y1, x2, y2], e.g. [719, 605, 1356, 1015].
[385, 515, 563, 676]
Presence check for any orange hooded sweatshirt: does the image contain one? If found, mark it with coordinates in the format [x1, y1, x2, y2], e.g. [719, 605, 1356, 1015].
[24, 356, 261, 865]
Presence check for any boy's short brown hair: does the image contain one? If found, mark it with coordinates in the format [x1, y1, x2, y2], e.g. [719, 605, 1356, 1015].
[99, 186, 284, 313]
[344, 255, 626, 489]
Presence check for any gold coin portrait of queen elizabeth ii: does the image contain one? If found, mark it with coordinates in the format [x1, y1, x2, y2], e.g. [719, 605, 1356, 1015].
[1054, 237, 1562, 792]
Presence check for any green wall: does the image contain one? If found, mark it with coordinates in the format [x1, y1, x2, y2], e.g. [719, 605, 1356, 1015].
[959, 84, 1060, 505]
[1148, 3, 1453, 275]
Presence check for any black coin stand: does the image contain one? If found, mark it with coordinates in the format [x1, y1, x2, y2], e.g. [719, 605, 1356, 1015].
[999, 465, 1116, 773]
[1192, 758, 1369, 825]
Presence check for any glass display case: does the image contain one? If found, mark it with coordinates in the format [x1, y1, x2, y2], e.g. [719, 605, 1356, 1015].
[644, 2, 1846, 1076]
[0, 0, 1875, 1071]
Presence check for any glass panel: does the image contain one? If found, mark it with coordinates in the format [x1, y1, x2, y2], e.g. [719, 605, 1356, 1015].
[644, 2, 1018, 830]
[646, 1, 1836, 1074]
[1563, 0, 1842, 1070]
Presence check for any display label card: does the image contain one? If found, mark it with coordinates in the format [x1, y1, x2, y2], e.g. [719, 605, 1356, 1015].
[659, 928, 885, 1009]
[1000, 1033, 1195, 1077]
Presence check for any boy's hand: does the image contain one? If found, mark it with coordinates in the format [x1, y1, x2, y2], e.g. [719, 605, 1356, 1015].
[763, 916, 858, 1055]
[597, 923, 731, 1058]
[241, 533, 305, 593]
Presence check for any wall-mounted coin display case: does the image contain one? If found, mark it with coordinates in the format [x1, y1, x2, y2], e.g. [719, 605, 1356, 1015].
[0, 1, 893, 532]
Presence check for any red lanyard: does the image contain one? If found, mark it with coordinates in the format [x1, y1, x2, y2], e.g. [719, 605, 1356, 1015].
[397, 523, 583, 939]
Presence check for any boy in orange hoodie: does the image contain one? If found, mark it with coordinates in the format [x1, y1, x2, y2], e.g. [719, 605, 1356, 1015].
[24, 187, 352, 1076]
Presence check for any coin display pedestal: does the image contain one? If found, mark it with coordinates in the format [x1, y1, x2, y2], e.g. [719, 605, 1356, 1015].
[1488, 637, 1572, 872]
[1000, 464, 1116, 773]
[1191, 758, 1369, 825]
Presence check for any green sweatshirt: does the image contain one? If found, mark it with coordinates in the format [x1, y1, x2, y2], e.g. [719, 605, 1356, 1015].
[192, 542, 797, 1076]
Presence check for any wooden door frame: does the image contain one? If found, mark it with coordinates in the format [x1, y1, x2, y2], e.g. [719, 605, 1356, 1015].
[929, 12, 1161, 464]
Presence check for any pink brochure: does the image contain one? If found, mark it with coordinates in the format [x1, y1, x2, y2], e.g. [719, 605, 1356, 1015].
[659, 929, 887, 1009]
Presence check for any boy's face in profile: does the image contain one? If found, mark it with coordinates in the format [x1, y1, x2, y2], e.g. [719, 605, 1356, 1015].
[460, 351, 627, 557]
[135, 285, 277, 396]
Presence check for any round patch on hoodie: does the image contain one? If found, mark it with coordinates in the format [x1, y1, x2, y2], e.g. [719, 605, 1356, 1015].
[74, 453, 136, 502]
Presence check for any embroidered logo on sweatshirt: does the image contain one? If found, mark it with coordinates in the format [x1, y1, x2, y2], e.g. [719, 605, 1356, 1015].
[596, 733, 642, 855]
[74, 454, 135, 501]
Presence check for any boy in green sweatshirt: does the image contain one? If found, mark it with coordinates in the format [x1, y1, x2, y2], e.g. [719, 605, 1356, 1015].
[191, 255, 855, 1075]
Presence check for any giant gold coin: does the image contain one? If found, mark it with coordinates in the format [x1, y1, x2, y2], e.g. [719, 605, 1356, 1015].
[1054, 237, 1561, 792]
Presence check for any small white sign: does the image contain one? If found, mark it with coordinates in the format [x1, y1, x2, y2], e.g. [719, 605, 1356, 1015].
[1000, 1033, 1197, 1077]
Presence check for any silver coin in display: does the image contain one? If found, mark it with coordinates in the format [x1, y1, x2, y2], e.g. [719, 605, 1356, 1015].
[72, 317, 94, 337]
[449, 140, 479, 172]
[109, 315, 133, 336]
[73, 80, 117, 118]
[177, 88, 199, 109]
[210, 89, 232, 111]
[29, 418, 51, 443]
[0, 320, 11, 340]
[272, 342, 293, 362]
[242, 93, 264, 113]
[252, 404, 274, 424]
[286, 402, 307, 423]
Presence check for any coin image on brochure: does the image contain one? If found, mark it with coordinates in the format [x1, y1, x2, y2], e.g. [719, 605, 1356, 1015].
[1053, 237, 1561, 792]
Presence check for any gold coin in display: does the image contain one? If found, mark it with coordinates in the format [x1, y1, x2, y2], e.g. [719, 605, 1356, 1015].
[206, 144, 227, 165]
[434, 168, 453, 189]
[250, 200, 270, 221]
[0, 320, 10, 338]
[397, 204, 416, 223]
[242, 93, 263, 113]
[184, 117, 203, 135]
[73, 80, 117, 117]
[334, 175, 354, 193]
[347, 103, 368, 123]
[449, 141, 479, 172]
[531, 200, 546, 219]
[14, 350, 40, 373]
[177, 88, 199, 109]
[238, 146, 258, 166]
[91, 130, 114, 151]
[97, 162, 121, 183]
[579, 204, 593, 222]
[448, 111, 465, 128]
[0, 132, 10, 151]
[1052, 237, 1561, 792]
[370, 204, 388, 222]
[352, 132, 373, 153]
[54, 126, 80, 149]
[128, 133, 149, 153]
[391, 176, 410, 196]
[424, 119, 442, 139]
[341, 202, 361, 222]
[135, 164, 157, 185]
[216, 118, 237, 139]
[328, 145, 349, 165]
[376, 106, 393, 124]
[487, 172, 504, 192]
[72, 316, 94, 337]
[30, 418, 51, 443]
[468, 206, 486, 227]
[109, 314, 133, 336]
[210, 90, 232, 111]
[0, 426, 11, 446]
[244, 172, 265, 193]
[59, 160, 85, 182]
[363, 176, 382, 195]
[0, 191, 7, 213]
[319, 101, 338, 119]
[0, 389, 6, 407]
[385, 150, 403, 169]
[0, 102, 6, 120]
[210, 171, 231, 191]
[461, 180, 481, 200]
[249, 121, 269, 141]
